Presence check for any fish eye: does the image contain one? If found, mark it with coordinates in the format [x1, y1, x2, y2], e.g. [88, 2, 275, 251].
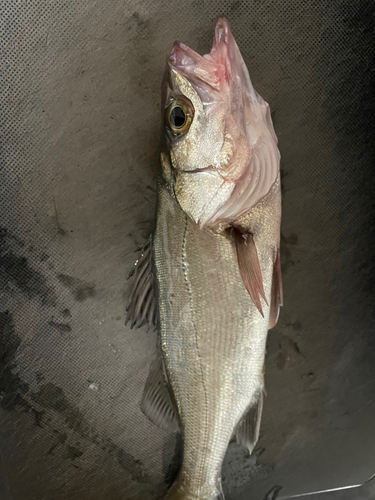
[170, 107, 185, 128]
[166, 100, 194, 135]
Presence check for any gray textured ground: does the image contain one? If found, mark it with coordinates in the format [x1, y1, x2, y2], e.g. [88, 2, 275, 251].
[0, 1, 374, 499]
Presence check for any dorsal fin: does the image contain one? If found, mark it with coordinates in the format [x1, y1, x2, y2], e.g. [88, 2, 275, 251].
[126, 235, 157, 329]
[269, 248, 283, 329]
[231, 228, 268, 317]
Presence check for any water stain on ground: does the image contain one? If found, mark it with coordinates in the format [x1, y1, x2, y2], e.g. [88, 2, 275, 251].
[276, 336, 303, 370]
[30, 381, 152, 484]
[0, 310, 44, 426]
[66, 445, 84, 460]
[280, 233, 299, 273]
[0, 313, 151, 486]
[48, 320, 72, 333]
[222, 442, 273, 495]
[117, 449, 150, 485]
[0, 227, 55, 305]
[291, 320, 302, 331]
[284, 234, 298, 246]
[47, 431, 68, 455]
[57, 273, 96, 301]
[163, 433, 183, 487]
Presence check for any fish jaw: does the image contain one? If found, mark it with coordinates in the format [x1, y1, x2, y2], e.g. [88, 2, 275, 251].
[162, 17, 280, 228]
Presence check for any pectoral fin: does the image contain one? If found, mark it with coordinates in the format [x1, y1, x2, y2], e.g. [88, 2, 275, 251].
[269, 249, 283, 329]
[141, 351, 180, 432]
[235, 389, 264, 455]
[232, 228, 268, 317]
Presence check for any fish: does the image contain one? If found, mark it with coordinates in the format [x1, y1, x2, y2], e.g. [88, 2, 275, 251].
[126, 17, 282, 500]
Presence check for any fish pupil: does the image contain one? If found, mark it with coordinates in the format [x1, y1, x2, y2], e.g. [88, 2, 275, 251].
[170, 107, 186, 128]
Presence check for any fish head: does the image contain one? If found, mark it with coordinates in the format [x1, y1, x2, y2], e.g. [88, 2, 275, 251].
[161, 17, 280, 228]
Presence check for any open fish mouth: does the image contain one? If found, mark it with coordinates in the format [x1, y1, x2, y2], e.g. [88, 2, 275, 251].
[168, 17, 252, 104]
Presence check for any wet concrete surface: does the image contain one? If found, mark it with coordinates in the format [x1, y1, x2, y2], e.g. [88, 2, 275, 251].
[0, 1, 374, 499]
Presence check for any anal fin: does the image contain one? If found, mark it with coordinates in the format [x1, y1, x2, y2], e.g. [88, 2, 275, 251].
[141, 351, 180, 432]
[235, 389, 264, 455]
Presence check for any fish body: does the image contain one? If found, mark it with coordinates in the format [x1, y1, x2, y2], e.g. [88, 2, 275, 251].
[127, 17, 282, 500]
[155, 178, 281, 499]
